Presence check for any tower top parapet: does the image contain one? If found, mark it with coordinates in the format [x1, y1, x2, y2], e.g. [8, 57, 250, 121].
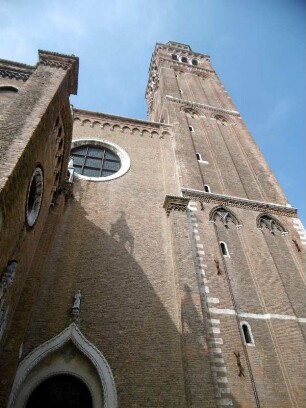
[145, 41, 212, 116]
[165, 41, 191, 51]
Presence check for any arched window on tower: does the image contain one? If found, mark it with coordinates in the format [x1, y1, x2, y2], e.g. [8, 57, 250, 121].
[241, 322, 254, 345]
[211, 207, 239, 228]
[258, 214, 285, 235]
[204, 184, 211, 193]
[181, 56, 188, 63]
[181, 107, 200, 119]
[189, 125, 194, 132]
[191, 59, 198, 66]
[220, 241, 229, 257]
[171, 54, 178, 60]
[215, 115, 227, 126]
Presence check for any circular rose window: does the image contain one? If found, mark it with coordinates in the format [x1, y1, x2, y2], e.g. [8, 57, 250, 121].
[70, 139, 130, 181]
[26, 167, 44, 227]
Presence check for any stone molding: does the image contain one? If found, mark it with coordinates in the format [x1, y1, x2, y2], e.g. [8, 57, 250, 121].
[38, 50, 79, 95]
[166, 95, 240, 118]
[181, 188, 297, 217]
[73, 109, 172, 140]
[8, 323, 117, 408]
[163, 195, 190, 216]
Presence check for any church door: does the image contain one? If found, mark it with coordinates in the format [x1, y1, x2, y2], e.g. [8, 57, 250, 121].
[25, 374, 93, 408]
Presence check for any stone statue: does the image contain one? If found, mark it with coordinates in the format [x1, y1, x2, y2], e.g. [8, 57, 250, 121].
[71, 290, 81, 316]
[5, 261, 18, 286]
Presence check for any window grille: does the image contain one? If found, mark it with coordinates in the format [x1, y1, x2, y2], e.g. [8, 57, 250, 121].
[71, 145, 121, 178]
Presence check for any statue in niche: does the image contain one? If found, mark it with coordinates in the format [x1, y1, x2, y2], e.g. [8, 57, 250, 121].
[0, 261, 18, 303]
[71, 290, 81, 316]
[5, 260, 18, 285]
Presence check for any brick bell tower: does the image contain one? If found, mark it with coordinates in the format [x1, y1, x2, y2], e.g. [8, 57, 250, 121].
[146, 41, 306, 407]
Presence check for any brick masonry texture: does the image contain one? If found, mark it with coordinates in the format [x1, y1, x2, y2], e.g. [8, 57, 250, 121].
[0, 42, 305, 408]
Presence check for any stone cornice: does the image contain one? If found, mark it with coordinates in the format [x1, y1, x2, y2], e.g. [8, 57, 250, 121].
[0, 59, 34, 82]
[38, 50, 79, 94]
[163, 195, 190, 216]
[166, 95, 240, 117]
[181, 188, 297, 217]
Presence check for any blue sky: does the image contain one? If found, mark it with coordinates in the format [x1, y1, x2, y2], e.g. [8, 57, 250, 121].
[1, 0, 305, 224]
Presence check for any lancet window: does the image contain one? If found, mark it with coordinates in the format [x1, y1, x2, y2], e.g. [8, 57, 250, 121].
[211, 207, 239, 227]
[258, 215, 285, 234]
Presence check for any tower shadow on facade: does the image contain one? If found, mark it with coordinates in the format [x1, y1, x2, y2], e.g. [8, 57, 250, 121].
[19, 196, 219, 407]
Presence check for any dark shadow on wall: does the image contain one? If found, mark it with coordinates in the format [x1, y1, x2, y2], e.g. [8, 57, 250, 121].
[110, 210, 134, 254]
[18, 194, 242, 408]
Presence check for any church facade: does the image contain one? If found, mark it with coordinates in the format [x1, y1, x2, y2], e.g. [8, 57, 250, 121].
[0, 41, 305, 407]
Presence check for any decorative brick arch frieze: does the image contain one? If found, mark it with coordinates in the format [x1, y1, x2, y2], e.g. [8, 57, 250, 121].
[8, 323, 117, 408]
[0, 59, 34, 82]
[73, 114, 171, 140]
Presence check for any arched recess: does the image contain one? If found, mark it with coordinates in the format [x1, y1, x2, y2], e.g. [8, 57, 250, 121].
[210, 206, 239, 228]
[8, 323, 117, 408]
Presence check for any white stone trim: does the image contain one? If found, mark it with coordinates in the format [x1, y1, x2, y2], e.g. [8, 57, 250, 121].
[71, 139, 130, 182]
[181, 187, 297, 216]
[207, 297, 220, 304]
[26, 167, 44, 227]
[186, 207, 232, 404]
[8, 323, 117, 408]
[292, 218, 306, 245]
[209, 307, 306, 323]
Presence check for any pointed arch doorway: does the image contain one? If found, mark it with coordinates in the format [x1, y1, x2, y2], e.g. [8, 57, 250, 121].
[25, 374, 93, 408]
[8, 323, 117, 408]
